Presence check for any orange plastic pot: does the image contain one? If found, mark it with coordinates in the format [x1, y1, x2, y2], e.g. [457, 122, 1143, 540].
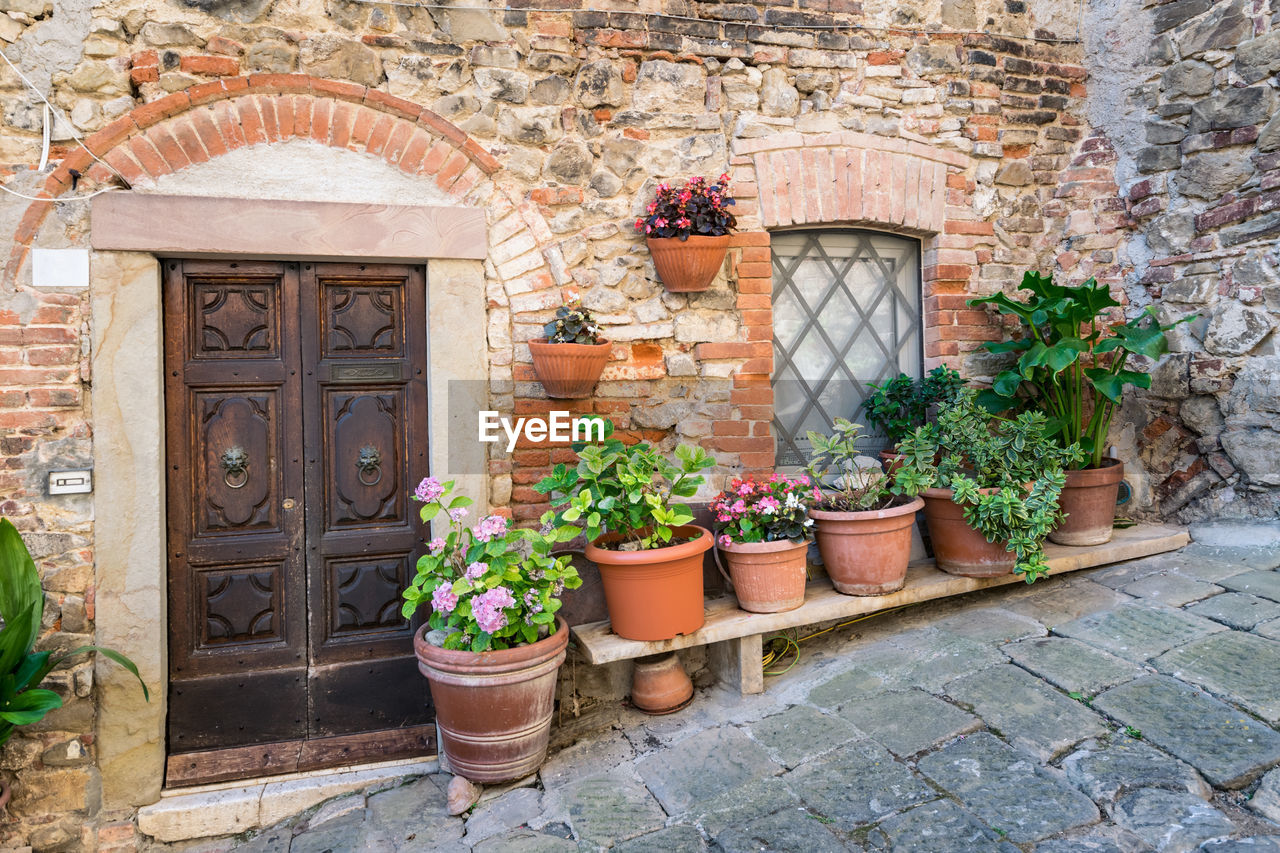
[414, 617, 568, 784]
[1050, 457, 1124, 546]
[717, 538, 809, 613]
[919, 487, 1015, 577]
[586, 525, 712, 641]
[646, 235, 730, 292]
[528, 338, 611, 399]
[811, 496, 924, 595]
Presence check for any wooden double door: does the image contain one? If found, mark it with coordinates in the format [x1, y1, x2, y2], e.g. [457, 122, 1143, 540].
[163, 259, 434, 785]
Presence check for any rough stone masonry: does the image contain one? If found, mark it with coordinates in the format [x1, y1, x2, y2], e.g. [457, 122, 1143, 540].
[0, 0, 1276, 849]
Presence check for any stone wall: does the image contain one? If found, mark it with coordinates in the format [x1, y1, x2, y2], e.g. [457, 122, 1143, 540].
[0, 0, 1205, 847]
[1084, 0, 1280, 523]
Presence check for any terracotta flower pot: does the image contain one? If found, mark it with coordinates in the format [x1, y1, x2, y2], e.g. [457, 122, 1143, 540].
[528, 338, 611, 399]
[414, 617, 568, 784]
[646, 234, 730, 292]
[1050, 457, 1124, 547]
[717, 538, 809, 613]
[879, 450, 904, 476]
[586, 525, 712, 641]
[919, 487, 1015, 577]
[811, 496, 924, 595]
[631, 651, 694, 714]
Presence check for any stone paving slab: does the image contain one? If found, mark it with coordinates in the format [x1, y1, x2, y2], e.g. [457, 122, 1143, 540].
[1002, 636, 1144, 696]
[1222, 570, 1280, 603]
[945, 664, 1110, 761]
[1153, 631, 1280, 723]
[613, 824, 706, 853]
[834, 688, 980, 758]
[1111, 788, 1237, 852]
[746, 704, 863, 769]
[1258, 620, 1280, 641]
[784, 739, 937, 830]
[805, 665, 887, 709]
[1188, 592, 1280, 631]
[1122, 573, 1224, 606]
[1004, 578, 1133, 629]
[470, 830, 578, 853]
[554, 771, 667, 848]
[635, 726, 782, 815]
[872, 629, 1008, 692]
[713, 807, 853, 853]
[1053, 603, 1227, 662]
[926, 607, 1047, 645]
[1092, 675, 1280, 788]
[676, 775, 802, 838]
[1179, 544, 1280, 572]
[916, 732, 1100, 844]
[1201, 839, 1280, 853]
[863, 799, 1020, 852]
[1033, 836, 1128, 853]
[1059, 736, 1211, 804]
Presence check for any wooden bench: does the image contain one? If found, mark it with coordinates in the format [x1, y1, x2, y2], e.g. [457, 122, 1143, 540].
[571, 524, 1191, 694]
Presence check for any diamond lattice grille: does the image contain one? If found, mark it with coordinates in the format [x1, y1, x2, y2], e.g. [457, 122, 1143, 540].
[771, 230, 923, 467]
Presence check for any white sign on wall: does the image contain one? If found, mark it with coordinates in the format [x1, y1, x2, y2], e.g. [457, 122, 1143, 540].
[31, 248, 89, 289]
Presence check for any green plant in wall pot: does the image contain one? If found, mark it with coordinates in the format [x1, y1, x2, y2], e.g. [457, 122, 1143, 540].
[534, 418, 716, 642]
[894, 388, 1084, 582]
[967, 271, 1192, 546]
[0, 518, 148, 803]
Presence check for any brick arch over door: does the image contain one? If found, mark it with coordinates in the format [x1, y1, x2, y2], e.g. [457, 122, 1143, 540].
[5, 75, 558, 293]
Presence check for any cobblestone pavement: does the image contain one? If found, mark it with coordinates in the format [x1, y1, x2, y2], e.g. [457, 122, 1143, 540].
[168, 538, 1280, 852]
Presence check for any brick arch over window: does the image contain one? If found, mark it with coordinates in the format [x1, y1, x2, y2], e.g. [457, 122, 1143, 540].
[4, 74, 526, 284]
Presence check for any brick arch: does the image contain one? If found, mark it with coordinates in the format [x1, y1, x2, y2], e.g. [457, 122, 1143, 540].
[5, 74, 509, 284]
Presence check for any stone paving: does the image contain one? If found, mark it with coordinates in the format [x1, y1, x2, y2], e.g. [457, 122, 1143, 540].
[162, 537, 1280, 852]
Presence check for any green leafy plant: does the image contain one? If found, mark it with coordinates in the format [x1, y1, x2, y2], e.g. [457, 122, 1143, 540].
[0, 519, 147, 745]
[969, 272, 1193, 468]
[861, 367, 967, 446]
[805, 419, 899, 511]
[893, 389, 1084, 582]
[401, 477, 581, 652]
[544, 300, 604, 345]
[534, 418, 715, 551]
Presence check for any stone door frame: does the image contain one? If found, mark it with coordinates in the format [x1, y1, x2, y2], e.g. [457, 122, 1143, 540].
[89, 193, 490, 811]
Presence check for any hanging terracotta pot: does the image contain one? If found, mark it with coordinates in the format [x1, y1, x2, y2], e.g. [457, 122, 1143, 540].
[919, 487, 1015, 577]
[528, 338, 611, 399]
[585, 525, 711, 641]
[811, 496, 924, 595]
[414, 617, 568, 784]
[631, 651, 694, 714]
[716, 538, 809, 613]
[1050, 457, 1124, 547]
[646, 235, 730, 292]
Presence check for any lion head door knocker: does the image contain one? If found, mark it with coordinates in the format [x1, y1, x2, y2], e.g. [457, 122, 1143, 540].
[219, 446, 250, 489]
[356, 445, 383, 487]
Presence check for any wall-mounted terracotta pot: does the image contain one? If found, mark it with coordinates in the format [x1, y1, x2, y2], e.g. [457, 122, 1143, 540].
[1050, 457, 1124, 547]
[646, 234, 730, 292]
[919, 487, 1015, 577]
[586, 525, 711, 641]
[528, 338, 611, 399]
[717, 538, 809, 613]
[811, 496, 924, 595]
[414, 617, 568, 784]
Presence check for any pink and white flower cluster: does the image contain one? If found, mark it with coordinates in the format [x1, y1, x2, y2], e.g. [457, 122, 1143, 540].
[711, 474, 818, 547]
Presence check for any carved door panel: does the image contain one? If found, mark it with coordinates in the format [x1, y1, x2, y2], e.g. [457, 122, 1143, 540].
[165, 260, 432, 780]
[300, 263, 430, 737]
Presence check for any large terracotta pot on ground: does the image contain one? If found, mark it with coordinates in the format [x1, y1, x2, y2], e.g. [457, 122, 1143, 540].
[1050, 458, 1124, 547]
[414, 617, 568, 784]
[919, 487, 1015, 577]
[717, 538, 809, 613]
[811, 497, 924, 595]
[586, 525, 712, 641]
[646, 234, 730, 292]
[528, 338, 611, 399]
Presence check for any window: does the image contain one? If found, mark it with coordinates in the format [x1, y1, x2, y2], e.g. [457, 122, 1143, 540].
[771, 230, 923, 466]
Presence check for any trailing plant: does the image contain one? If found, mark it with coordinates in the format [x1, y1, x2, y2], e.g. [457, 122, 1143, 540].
[534, 418, 715, 551]
[401, 477, 581, 652]
[711, 474, 818, 547]
[544, 300, 604, 345]
[893, 389, 1085, 582]
[804, 419, 899, 511]
[969, 272, 1192, 469]
[861, 366, 967, 446]
[634, 174, 737, 240]
[0, 518, 147, 745]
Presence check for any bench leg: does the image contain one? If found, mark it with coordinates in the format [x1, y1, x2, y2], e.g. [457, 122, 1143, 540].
[708, 634, 765, 695]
